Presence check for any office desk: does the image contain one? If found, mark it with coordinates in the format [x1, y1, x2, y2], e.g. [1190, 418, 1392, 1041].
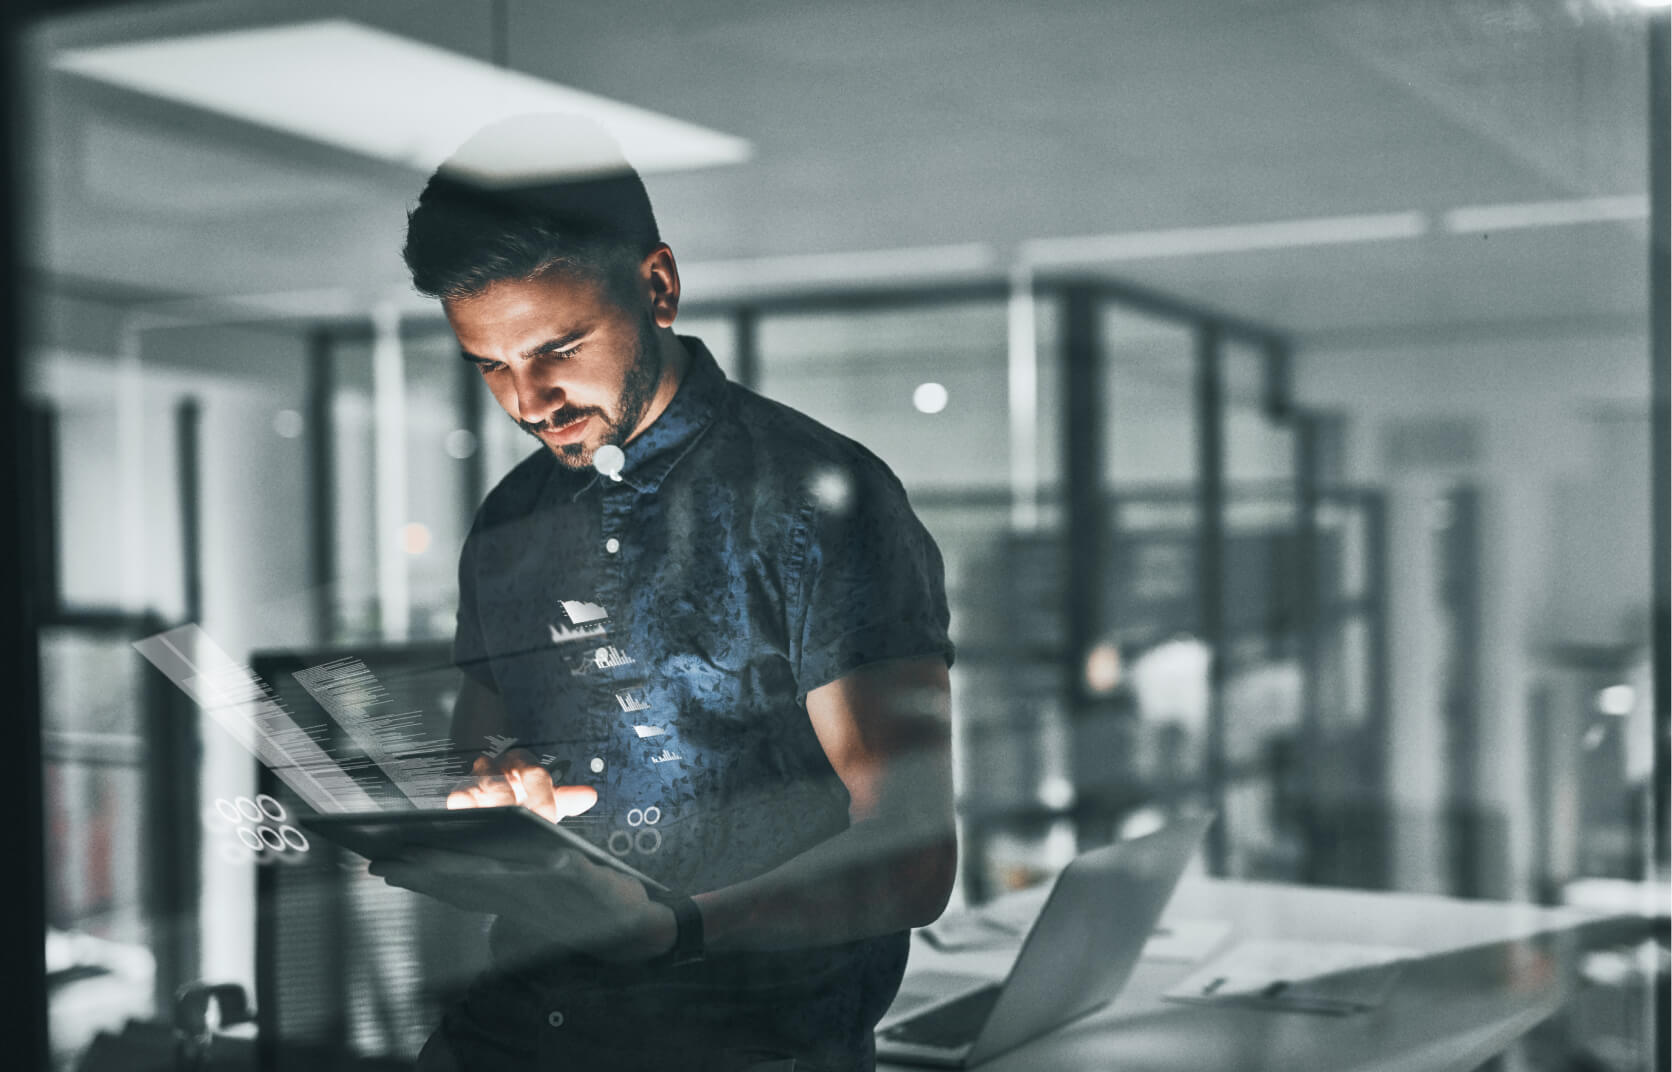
[883, 878, 1648, 1072]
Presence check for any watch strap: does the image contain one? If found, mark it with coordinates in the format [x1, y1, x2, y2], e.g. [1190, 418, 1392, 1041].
[646, 888, 703, 967]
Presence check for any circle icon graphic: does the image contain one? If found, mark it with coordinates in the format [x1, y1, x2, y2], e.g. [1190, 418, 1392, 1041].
[256, 794, 286, 822]
[235, 797, 263, 822]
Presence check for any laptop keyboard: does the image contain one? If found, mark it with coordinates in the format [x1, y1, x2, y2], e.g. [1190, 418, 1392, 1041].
[880, 984, 1003, 1049]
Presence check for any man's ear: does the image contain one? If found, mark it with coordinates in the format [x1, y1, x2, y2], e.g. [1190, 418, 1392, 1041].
[644, 245, 680, 328]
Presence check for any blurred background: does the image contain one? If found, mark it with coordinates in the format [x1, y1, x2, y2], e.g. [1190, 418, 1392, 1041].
[4, 1, 1667, 1069]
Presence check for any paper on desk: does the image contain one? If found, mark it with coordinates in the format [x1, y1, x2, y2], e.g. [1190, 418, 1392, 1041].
[916, 911, 1026, 952]
[1163, 939, 1418, 1015]
[1143, 918, 1234, 962]
[918, 911, 1230, 960]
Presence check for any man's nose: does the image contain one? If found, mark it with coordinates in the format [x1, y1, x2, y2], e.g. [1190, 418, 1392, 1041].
[509, 364, 562, 424]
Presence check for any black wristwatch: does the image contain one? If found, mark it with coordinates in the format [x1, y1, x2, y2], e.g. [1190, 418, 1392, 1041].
[646, 888, 704, 967]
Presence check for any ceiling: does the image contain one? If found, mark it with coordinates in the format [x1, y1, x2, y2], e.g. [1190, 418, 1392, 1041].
[21, 0, 1660, 343]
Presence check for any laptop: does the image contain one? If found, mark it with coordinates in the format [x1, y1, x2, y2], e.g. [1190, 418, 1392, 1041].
[875, 813, 1214, 1067]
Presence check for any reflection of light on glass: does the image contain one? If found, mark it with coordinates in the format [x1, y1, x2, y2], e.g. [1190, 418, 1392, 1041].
[912, 382, 949, 414]
[1596, 685, 1635, 717]
[1039, 776, 1074, 809]
[1582, 723, 1608, 750]
[444, 429, 477, 459]
[401, 522, 432, 555]
[810, 468, 852, 512]
[272, 409, 303, 438]
[592, 443, 626, 480]
[1083, 642, 1123, 695]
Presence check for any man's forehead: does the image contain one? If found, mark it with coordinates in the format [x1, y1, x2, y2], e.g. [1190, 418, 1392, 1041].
[445, 275, 602, 345]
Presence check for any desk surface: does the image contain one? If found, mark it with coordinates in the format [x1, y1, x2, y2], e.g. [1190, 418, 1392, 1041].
[882, 877, 1646, 1072]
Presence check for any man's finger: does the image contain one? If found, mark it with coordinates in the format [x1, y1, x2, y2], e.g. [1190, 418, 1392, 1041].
[509, 765, 558, 822]
[470, 777, 519, 808]
[551, 784, 599, 819]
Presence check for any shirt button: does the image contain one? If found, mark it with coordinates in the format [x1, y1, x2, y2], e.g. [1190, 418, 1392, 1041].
[589, 757, 605, 773]
[605, 538, 621, 554]
[547, 1010, 565, 1028]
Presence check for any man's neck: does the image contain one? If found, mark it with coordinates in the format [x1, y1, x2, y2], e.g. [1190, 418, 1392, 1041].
[624, 332, 691, 445]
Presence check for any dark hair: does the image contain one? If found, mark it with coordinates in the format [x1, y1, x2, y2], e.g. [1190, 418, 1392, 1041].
[402, 117, 661, 302]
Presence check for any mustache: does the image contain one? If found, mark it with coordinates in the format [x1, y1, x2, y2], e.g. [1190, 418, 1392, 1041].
[521, 408, 600, 435]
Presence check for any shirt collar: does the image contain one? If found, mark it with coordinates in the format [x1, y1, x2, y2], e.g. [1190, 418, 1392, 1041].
[566, 334, 725, 499]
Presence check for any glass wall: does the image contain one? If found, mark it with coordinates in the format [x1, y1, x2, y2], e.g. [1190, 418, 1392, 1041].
[17, 3, 1665, 1071]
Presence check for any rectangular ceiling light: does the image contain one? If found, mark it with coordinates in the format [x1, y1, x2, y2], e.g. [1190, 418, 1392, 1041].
[681, 243, 1000, 295]
[52, 18, 751, 181]
[1442, 196, 1648, 234]
[1019, 211, 1430, 267]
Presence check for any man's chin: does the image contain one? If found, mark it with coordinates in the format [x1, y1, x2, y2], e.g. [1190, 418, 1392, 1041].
[548, 441, 592, 468]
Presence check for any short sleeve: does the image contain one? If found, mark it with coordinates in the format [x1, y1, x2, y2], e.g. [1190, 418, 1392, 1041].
[789, 459, 955, 703]
[452, 525, 500, 691]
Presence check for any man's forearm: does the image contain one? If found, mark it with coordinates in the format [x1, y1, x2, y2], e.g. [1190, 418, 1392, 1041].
[691, 812, 957, 953]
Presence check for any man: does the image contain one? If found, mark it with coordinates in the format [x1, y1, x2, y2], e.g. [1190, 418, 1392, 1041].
[374, 117, 957, 1071]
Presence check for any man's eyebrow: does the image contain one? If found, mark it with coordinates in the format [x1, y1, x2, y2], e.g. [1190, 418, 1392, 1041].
[458, 330, 589, 365]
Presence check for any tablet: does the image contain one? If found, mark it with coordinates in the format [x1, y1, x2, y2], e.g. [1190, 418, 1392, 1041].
[301, 806, 670, 892]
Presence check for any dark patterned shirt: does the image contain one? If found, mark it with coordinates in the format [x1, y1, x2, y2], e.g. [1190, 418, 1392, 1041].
[449, 336, 954, 1068]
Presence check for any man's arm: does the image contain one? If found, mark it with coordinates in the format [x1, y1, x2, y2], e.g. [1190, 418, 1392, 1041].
[693, 653, 957, 950]
[376, 656, 956, 960]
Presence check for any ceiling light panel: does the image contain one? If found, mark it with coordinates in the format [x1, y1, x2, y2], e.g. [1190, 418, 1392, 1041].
[1442, 195, 1648, 233]
[53, 19, 751, 180]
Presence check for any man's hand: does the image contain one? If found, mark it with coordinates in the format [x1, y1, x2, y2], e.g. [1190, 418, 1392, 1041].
[370, 748, 673, 963]
[447, 747, 599, 824]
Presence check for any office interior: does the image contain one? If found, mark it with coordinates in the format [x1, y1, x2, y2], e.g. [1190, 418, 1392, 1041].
[8, 1, 1669, 1069]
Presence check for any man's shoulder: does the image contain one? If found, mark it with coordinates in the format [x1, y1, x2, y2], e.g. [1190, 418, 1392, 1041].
[715, 383, 906, 497]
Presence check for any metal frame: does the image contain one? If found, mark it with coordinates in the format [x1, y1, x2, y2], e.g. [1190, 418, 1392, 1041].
[1646, 9, 1669, 878]
[6, 6, 49, 1066]
[307, 329, 339, 645]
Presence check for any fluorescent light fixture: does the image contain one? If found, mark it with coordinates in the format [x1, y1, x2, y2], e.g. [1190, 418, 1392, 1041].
[53, 19, 751, 180]
[680, 242, 999, 293]
[1442, 195, 1648, 234]
[1019, 211, 1430, 266]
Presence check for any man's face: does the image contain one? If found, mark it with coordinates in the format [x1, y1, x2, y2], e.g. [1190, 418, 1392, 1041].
[446, 266, 664, 470]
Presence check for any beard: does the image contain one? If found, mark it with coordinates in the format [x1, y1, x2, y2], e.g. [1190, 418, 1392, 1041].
[522, 313, 663, 470]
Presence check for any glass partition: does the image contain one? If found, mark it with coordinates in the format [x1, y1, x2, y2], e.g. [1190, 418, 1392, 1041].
[17, 4, 1664, 1069]
[756, 300, 1071, 901]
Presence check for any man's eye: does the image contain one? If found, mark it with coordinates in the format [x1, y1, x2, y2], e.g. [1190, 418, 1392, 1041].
[546, 346, 582, 362]
[476, 361, 507, 374]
